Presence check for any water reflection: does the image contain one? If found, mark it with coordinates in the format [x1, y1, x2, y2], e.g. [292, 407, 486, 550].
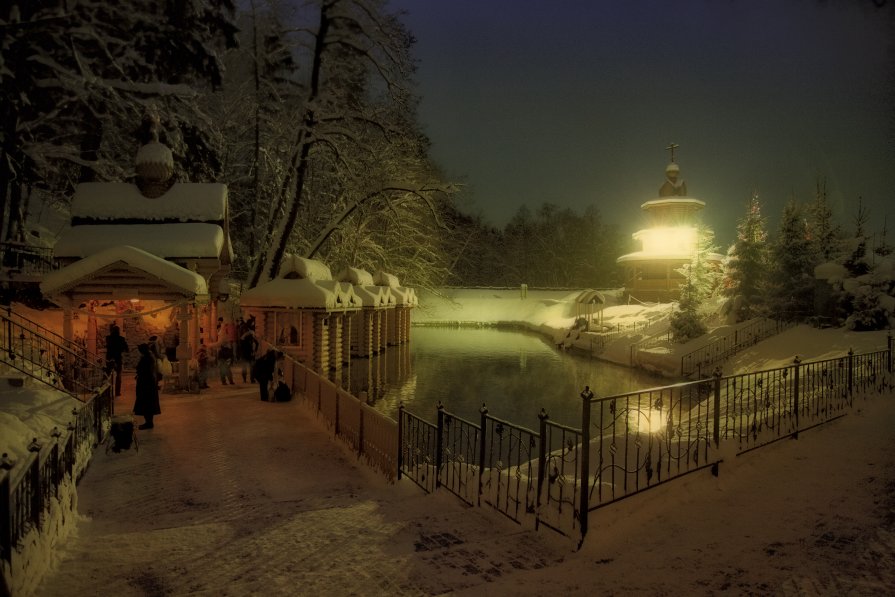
[345, 327, 668, 429]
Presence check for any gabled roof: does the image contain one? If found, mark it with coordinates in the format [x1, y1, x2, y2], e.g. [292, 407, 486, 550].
[336, 267, 393, 309]
[239, 278, 360, 311]
[41, 245, 207, 300]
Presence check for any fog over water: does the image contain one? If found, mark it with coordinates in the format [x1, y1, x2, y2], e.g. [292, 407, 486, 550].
[360, 327, 668, 429]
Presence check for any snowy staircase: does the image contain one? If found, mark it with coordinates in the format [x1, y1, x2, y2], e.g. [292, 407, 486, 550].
[0, 306, 109, 400]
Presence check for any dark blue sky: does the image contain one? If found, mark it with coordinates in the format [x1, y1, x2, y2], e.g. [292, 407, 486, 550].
[391, 0, 894, 245]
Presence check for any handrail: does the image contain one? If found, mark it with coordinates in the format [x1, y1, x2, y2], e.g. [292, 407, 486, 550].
[1, 310, 109, 400]
[679, 317, 796, 377]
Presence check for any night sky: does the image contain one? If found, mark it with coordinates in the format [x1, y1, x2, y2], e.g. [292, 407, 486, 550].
[391, 0, 894, 245]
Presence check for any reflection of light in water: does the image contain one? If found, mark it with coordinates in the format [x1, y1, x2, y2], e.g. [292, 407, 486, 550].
[365, 327, 668, 428]
[627, 408, 665, 434]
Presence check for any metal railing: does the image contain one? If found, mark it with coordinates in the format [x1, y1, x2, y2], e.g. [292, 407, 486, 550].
[1, 307, 109, 401]
[679, 318, 796, 377]
[1, 383, 112, 579]
[0, 242, 57, 276]
[399, 336, 894, 547]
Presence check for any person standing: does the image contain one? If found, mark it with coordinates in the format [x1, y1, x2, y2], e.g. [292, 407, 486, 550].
[105, 323, 129, 397]
[239, 328, 259, 384]
[217, 340, 235, 385]
[133, 343, 161, 429]
[254, 349, 277, 402]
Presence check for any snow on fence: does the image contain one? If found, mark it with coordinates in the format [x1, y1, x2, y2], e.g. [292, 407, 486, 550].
[273, 345, 398, 482]
[1, 383, 112, 594]
[679, 317, 797, 377]
[398, 338, 894, 547]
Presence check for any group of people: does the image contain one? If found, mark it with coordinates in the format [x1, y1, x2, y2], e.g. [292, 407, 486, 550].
[103, 317, 289, 430]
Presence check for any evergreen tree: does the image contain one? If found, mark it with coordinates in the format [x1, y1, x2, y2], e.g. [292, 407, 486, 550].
[843, 198, 871, 277]
[722, 194, 770, 322]
[807, 178, 842, 262]
[670, 225, 718, 343]
[767, 199, 816, 321]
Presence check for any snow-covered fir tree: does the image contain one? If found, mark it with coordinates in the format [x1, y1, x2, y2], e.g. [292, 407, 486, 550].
[722, 194, 770, 322]
[822, 201, 894, 330]
[767, 199, 817, 321]
[670, 225, 718, 342]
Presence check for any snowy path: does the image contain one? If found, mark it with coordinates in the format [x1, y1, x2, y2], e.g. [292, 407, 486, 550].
[36, 383, 564, 596]
[35, 379, 895, 596]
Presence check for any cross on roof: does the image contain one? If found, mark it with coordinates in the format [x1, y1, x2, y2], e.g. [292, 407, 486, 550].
[665, 143, 680, 162]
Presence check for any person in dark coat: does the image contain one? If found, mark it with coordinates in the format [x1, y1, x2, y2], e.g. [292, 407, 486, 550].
[254, 349, 277, 402]
[240, 329, 259, 383]
[133, 343, 161, 429]
[105, 323, 129, 397]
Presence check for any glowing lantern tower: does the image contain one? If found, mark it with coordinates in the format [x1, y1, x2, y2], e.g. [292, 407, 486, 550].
[617, 144, 710, 302]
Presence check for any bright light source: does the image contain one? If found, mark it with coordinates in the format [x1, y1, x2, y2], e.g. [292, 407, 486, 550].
[627, 407, 666, 434]
[635, 226, 697, 256]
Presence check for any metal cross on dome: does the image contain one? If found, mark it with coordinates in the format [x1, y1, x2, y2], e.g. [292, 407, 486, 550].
[665, 143, 680, 162]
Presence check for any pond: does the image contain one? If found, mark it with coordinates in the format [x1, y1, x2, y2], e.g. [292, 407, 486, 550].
[346, 326, 670, 430]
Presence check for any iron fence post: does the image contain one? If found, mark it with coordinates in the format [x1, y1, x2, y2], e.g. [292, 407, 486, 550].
[358, 403, 365, 458]
[396, 403, 404, 480]
[477, 404, 488, 507]
[30, 455, 40, 531]
[435, 402, 445, 490]
[888, 333, 892, 374]
[536, 408, 548, 530]
[792, 356, 801, 438]
[848, 348, 854, 397]
[0, 472, 9, 566]
[712, 367, 722, 449]
[579, 386, 594, 548]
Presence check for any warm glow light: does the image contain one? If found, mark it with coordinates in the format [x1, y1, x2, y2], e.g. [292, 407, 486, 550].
[635, 226, 697, 256]
[628, 408, 666, 434]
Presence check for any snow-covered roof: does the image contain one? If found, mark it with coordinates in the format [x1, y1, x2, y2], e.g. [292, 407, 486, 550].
[135, 141, 174, 168]
[54, 223, 224, 259]
[239, 278, 360, 311]
[373, 271, 417, 306]
[373, 271, 401, 288]
[337, 267, 375, 286]
[40, 245, 207, 297]
[278, 254, 333, 281]
[576, 289, 605, 304]
[616, 251, 724, 263]
[71, 182, 227, 221]
[336, 268, 393, 308]
[640, 198, 705, 210]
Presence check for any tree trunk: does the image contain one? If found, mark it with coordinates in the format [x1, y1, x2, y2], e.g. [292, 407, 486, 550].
[249, 2, 331, 288]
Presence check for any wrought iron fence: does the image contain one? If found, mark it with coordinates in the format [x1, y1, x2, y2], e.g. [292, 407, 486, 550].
[1, 308, 109, 400]
[1, 384, 112, 574]
[399, 337, 894, 547]
[679, 318, 796, 377]
[0, 242, 57, 276]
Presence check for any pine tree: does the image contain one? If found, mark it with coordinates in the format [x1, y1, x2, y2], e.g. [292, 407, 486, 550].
[670, 225, 717, 343]
[722, 194, 770, 322]
[767, 199, 817, 321]
[807, 178, 842, 262]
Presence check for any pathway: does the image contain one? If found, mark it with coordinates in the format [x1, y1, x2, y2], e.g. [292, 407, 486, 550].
[36, 378, 565, 596]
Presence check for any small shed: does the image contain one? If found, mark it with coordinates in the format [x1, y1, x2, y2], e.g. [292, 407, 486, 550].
[239, 255, 360, 374]
[41, 127, 233, 389]
[336, 267, 395, 357]
[575, 289, 605, 329]
[373, 271, 417, 346]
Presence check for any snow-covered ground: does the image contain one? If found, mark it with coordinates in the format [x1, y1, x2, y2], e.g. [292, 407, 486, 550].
[2, 294, 893, 595]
